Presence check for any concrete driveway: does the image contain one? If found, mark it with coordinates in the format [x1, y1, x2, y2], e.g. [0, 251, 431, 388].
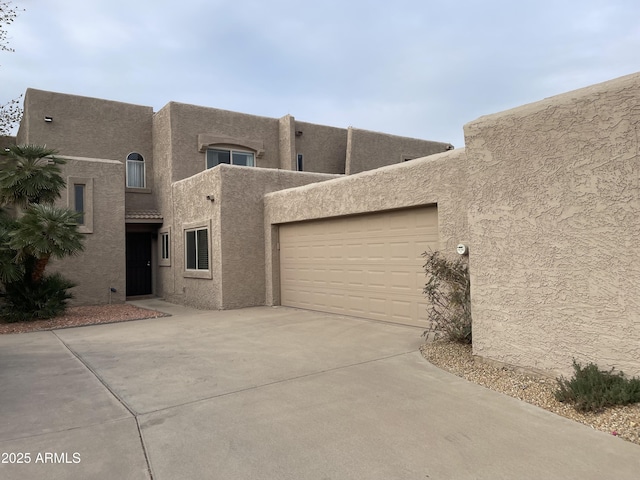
[1, 300, 638, 479]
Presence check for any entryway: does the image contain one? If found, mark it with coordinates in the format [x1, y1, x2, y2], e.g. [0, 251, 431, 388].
[126, 232, 153, 296]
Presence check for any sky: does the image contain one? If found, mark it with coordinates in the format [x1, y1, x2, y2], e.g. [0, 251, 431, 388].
[2, 0, 640, 148]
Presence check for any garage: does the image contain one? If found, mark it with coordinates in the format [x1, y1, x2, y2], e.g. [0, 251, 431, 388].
[279, 206, 438, 326]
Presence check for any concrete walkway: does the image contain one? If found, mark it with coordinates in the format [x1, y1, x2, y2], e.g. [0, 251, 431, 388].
[0, 300, 638, 479]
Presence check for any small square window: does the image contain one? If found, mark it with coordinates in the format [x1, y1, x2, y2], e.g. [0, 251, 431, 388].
[185, 228, 208, 270]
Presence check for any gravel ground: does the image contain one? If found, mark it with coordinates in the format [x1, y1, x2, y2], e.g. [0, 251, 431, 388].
[421, 340, 640, 446]
[0, 304, 168, 334]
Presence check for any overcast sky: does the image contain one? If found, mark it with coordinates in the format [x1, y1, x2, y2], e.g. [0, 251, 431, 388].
[2, 0, 640, 147]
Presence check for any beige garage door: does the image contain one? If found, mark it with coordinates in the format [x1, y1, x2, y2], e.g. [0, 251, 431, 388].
[279, 207, 438, 326]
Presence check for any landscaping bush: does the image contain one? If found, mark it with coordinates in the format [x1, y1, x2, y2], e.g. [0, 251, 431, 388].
[422, 250, 472, 344]
[0, 273, 75, 322]
[555, 360, 640, 412]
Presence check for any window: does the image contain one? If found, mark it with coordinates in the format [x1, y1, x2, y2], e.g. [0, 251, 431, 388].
[159, 228, 171, 267]
[206, 148, 255, 169]
[160, 232, 170, 260]
[74, 184, 85, 225]
[185, 228, 208, 270]
[68, 176, 93, 234]
[126, 152, 145, 188]
[297, 154, 303, 171]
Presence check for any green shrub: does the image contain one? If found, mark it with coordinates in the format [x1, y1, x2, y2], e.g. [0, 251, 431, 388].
[0, 273, 75, 322]
[422, 250, 472, 344]
[555, 360, 640, 412]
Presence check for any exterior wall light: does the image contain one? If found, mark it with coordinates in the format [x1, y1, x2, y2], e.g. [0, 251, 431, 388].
[457, 244, 469, 256]
[44, 116, 53, 122]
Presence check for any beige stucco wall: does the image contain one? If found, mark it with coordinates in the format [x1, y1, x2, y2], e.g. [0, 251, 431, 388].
[159, 102, 282, 183]
[18, 89, 153, 163]
[49, 158, 126, 305]
[0, 136, 16, 150]
[164, 165, 337, 309]
[17, 88, 156, 214]
[345, 127, 453, 174]
[464, 72, 640, 377]
[278, 115, 296, 170]
[264, 148, 470, 306]
[164, 168, 222, 309]
[293, 121, 348, 174]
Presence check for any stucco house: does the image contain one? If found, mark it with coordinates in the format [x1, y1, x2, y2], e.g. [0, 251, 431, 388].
[12, 88, 452, 313]
[6, 70, 640, 379]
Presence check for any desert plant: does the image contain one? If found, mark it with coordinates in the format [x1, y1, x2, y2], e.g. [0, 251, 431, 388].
[422, 249, 471, 344]
[0, 145, 66, 207]
[0, 145, 84, 321]
[0, 273, 75, 322]
[9, 204, 84, 282]
[555, 360, 640, 412]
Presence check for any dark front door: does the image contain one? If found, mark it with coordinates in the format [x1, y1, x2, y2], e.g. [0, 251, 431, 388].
[126, 233, 152, 296]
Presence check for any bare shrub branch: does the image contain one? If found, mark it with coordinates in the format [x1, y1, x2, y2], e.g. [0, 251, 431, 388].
[422, 249, 472, 344]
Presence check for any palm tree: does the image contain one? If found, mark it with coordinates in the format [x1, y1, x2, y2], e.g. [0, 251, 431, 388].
[0, 209, 22, 284]
[0, 145, 84, 321]
[9, 204, 85, 283]
[0, 144, 66, 208]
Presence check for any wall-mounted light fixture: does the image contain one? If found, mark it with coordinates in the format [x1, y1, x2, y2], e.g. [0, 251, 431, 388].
[206, 195, 215, 202]
[295, 130, 303, 137]
[44, 116, 53, 123]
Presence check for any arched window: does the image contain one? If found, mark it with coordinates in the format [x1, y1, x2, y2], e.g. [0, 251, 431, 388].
[126, 153, 145, 188]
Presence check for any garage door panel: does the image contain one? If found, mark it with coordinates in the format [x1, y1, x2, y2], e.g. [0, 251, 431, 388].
[367, 269, 387, 289]
[279, 207, 438, 327]
[390, 271, 412, 291]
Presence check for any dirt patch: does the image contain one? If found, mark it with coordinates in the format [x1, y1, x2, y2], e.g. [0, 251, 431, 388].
[0, 304, 168, 334]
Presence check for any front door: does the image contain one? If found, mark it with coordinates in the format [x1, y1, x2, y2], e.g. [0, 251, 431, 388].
[126, 232, 152, 296]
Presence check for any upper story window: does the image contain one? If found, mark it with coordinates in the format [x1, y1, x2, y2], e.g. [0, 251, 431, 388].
[206, 148, 255, 169]
[126, 152, 145, 188]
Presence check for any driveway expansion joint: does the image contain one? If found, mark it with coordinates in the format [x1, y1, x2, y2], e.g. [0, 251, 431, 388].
[140, 350, 419, 416]
[52, 331, 153, 479]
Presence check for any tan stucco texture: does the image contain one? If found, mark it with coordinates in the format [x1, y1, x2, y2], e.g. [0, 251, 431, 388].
[464, 72, 640, 377]
[50, 158, 126, 305]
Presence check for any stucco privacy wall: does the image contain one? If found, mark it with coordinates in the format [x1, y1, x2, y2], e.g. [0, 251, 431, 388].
[50, 158, 126, 305]
[464, 72, 640, 377]
[345, 128, 453, 174]
[264, 148, 470, 306]
[165, 166, 337, 309]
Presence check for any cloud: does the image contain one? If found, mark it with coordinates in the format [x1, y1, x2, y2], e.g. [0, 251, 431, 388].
[2, 0, 640, 146]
